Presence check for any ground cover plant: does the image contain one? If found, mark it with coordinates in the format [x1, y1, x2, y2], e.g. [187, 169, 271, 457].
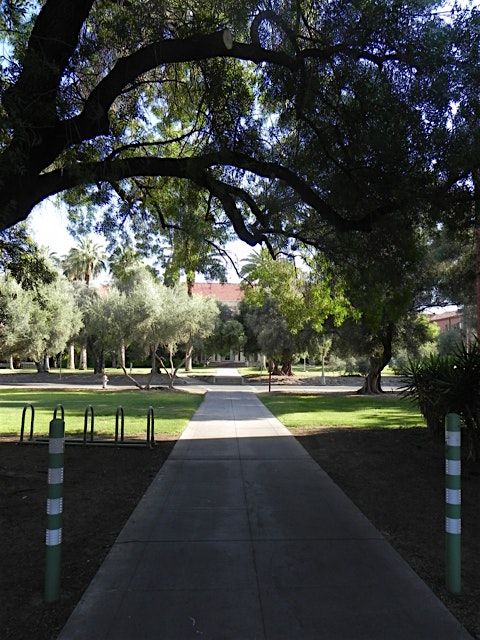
[259, 392, 423, 429]
[0, 389, 203, 439]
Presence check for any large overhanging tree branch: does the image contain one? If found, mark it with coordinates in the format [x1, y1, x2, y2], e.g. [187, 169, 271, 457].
[0, 1, 472, 243]
[18, 151, 378, 236]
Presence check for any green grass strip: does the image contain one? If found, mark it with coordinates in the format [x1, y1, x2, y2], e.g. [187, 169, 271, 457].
[0, 389, 204, 438]
[259, 393, 424, 429]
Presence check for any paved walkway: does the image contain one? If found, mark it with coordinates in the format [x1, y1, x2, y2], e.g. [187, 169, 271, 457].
[58, 390, 470, 640]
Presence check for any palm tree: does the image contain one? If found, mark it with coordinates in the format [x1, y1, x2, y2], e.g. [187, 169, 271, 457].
[62, 237, 106, 287]
[62, 237, 106, 369]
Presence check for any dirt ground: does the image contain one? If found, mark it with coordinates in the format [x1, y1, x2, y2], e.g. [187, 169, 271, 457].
[0, 437, 175, 640]
[1, 425, 479, 640]
[296, 427, 480, 639]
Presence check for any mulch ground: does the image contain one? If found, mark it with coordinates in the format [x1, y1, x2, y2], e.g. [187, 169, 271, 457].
[0, 437, 175, 640]
[1, 423, 479, 639]
[295, 427, 480, 639]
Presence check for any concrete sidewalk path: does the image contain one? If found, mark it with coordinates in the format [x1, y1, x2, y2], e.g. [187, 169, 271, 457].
[58, 390, 471, 640]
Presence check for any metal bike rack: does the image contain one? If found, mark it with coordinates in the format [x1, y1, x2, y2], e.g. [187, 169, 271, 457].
[146, 406, 155, 448]
[19, 404, 35, 442]
[19, 402, 158, 448]
[83, 405, 94, 444]
[114, 406, 125, 444]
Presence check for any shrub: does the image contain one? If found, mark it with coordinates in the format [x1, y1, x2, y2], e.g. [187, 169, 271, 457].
[344, 356, 370, 376]
[324, 354, 346, 372]
[437, 327, 463, 356]
[391, 350, 410, 375]
[401, 340, 480, 459]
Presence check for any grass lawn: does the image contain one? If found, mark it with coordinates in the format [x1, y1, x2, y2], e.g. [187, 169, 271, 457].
[242, 365, 397, 379]
[259, 393, 424, 429]
[0, 389, 204, 439]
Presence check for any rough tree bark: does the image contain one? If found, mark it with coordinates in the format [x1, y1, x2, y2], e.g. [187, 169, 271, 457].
[68, 342, 75, 369]
[357, 323, 394, 395]
[93, 352, 104, 375]
[80, 346, 88, 370]
[119, 341, 126, 368]
[280, 355, 293, 376]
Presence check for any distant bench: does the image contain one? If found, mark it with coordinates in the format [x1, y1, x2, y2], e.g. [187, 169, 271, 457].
[20, 362, 36, 369]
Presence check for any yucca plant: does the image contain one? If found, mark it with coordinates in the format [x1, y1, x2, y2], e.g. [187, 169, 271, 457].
[400, 340, 480, 460]
[400, 354, 454, 441]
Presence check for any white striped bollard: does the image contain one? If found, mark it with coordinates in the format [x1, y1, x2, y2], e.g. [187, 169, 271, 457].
[445, 413, 461, 595]
[45, 417, 65, 602]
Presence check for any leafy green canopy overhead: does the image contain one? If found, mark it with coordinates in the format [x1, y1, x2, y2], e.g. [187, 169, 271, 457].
[0, 1, 476, 251]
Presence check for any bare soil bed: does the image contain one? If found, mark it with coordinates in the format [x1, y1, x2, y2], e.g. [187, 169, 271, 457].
[0, 437, 175, 640]
[295, 427, 480, 639]
[1, 423, 479, 639]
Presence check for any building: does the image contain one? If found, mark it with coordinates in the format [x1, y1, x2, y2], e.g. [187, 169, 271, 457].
[190, 282, 244, 311]
[191, 282, 246, 364]
[427, 309, 463, 333]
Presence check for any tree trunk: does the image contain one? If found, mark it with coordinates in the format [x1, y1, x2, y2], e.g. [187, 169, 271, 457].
[68, 342, 75, 369]
[280, 352, 293, 376]
[8, 355, 13, 369]
[36, 360, 45, 373]
[44, 354, 50, 372]
[357, 323, 394, 395]
[473, 171, 480, 337]
[281, 361, 293, 375]
[93, 351, 104, 374]
[270, 360, 281, 375]
[476, 226, 480, 338]
[186, 273, 195, 297]
[184, 343, 193, 372]
[119, 340, 126, 368]
[150, 348, 156, 375]
[120, 365, 146, 390]
[358, 367, 384, 394]
[80, 345, 87, 370]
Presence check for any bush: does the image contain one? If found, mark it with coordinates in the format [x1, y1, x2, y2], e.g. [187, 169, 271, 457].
[391, 350, 409, 375]
[401, 341, 480, 459]
[437, 327, 463, 356]
[344, 356, 370, 376]
[324, 354, 346, 372]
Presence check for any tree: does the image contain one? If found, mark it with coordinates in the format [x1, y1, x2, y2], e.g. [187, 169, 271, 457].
[0, 226, 55, 289]
[243, 298, 297, 375]
[204, 303, 246, 361]
[5, 275, 83, 372]
[62, 237, 106, 287]
[79, 287, 125, 374]
[0, 1, 474, 255]
[241, 249, 353, 374]
[103, 271, 219, 388]
[0, 276, 32, 366]
[154, 287, 219, 387]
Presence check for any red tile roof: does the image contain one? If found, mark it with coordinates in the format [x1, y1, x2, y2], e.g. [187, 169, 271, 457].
[192, 282, 244, 303]
[427, 311, 462, 321]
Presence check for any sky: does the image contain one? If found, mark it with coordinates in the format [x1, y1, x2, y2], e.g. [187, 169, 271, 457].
[26, 198, 253, 284]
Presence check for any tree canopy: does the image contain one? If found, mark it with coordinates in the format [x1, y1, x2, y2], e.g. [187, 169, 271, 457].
[0, 0, 477, 254]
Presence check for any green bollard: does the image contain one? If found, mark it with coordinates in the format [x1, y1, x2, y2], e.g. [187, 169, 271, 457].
[445, 413, 461, 595]
[44, 418, 65, 603]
